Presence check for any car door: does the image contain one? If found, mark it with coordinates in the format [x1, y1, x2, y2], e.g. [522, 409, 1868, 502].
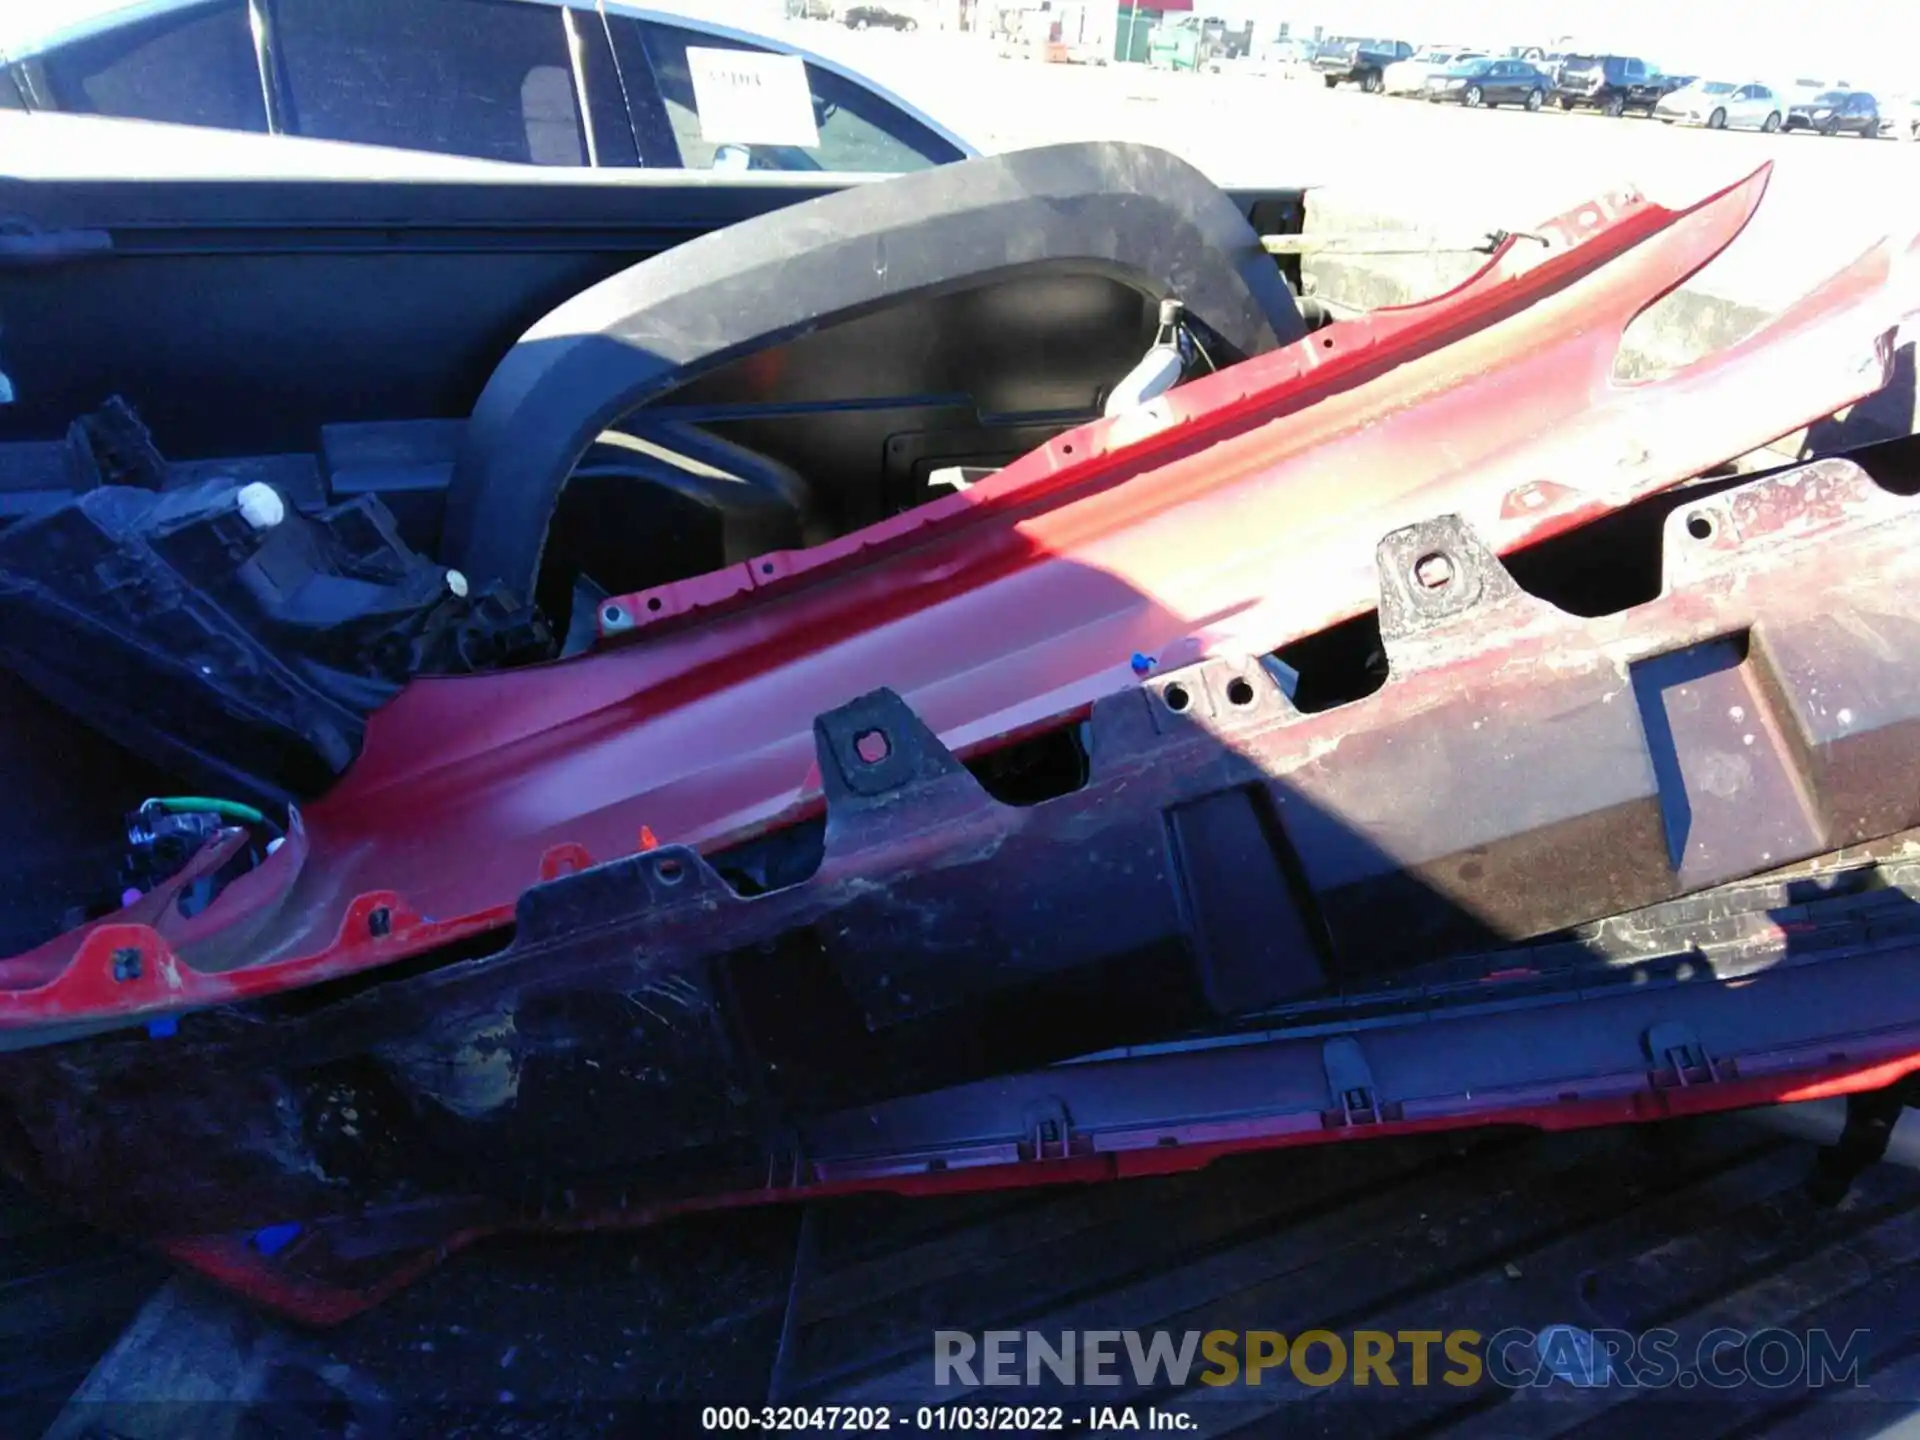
[1728, 84, 1762, 127]
[266, 0, 636, 166]
[1490, 61, 1523, 103]
[1848, 92, 1878, 133]
[605, 13, 968, 173]
[1746, 84, 1779, 128]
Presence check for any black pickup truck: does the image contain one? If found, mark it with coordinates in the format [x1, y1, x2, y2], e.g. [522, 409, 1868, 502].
[1313, 37, 1414, 92]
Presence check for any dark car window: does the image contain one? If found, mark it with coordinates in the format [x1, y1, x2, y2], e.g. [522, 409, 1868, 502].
[273, 0, 587, 165]
[22, 0, 267, 132]
[629, 20, 962, 173]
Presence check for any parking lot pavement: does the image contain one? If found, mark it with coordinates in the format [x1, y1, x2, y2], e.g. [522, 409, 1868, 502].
[782, 23, 1918, 323]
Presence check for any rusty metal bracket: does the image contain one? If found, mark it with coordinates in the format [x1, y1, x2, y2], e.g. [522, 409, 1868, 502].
[1376, 513, 1527, 643]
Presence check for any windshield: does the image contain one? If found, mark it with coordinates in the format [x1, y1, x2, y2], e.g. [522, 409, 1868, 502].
[1696, 82, 1736, 94]
[1813, 90, 1850, 104]
[1453, 58, 1493, 74]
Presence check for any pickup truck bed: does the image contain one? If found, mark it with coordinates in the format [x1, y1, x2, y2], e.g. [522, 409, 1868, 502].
[29, 1113, 1920, 1435]
[0, 168, 1305, 483]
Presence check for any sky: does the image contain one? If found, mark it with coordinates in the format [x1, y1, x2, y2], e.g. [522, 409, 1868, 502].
[6, 0, 1917, 89]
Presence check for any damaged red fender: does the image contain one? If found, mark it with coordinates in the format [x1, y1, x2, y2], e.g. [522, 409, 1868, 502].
[0, 164, 1911, 1035]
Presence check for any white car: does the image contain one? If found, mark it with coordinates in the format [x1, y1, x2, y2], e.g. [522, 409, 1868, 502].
[1381, 48, 1485, 96]
[1654, 79, 1784, 132]
[0, 0, 976, 176]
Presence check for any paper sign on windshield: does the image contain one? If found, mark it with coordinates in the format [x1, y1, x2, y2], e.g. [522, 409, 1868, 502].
[687, 48, 822, 149]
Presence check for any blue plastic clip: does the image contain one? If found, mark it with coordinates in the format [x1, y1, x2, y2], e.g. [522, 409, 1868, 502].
[146, 1015, 178, 1039]
[1130, 652, 1157, 677]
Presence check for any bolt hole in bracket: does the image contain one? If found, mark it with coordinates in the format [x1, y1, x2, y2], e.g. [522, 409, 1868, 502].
[1144, 651, 1297, 736]
[1376, 515, 1524, 646]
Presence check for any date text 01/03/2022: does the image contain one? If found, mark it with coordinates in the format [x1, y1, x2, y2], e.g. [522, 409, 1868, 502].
[699, 1405, 1193, 1431]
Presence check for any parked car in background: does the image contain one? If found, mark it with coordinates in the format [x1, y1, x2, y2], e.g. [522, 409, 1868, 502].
[1658, 79, 1785, 131]
[1541, 53, 1590, 86]
[1247, 36, 1316, 77]
[0, 0, 973, 175]
[1554, 55, 1672, 116]
[842, 5, 918, 30]
[1312, 37, 1414, 92]
[1655, 79, 1741, 127]
[1381, 47, 1484, 96]
[1883, 95, 1920, 140]
[1425, 56, 1551, 110]
[1787, 89, 1881, 136]
[1784, 78, 1852, 107]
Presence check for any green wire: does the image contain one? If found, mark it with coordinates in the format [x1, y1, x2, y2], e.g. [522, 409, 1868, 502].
[145, 796, 270, 828]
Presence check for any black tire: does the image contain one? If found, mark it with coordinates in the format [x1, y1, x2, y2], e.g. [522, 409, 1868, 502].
[1602, 92, 1625, 118]
[1708, 108, 1727, 129]
[1323, 73, 1338, 88]
[1557, 94, 1574, 110]
[1763, 111, 1781, 133]
[1464, 84, 1484, 108]
[1525, 88, 1543, 112]
[1360, 69, 1382, 93]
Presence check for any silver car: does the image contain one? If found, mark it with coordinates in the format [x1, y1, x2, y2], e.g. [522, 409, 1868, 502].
[1655, 79, 1785, 131]
[0, 0, 975, 174]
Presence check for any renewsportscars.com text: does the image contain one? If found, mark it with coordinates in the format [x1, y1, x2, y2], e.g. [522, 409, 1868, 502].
[933, 1327, 1871, 1391]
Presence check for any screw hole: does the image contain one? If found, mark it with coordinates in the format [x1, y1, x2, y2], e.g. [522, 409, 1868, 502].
[854, 729, 891, 764]
[1413, 551, 1456, 590]
[367, 905, 392, 938]
[646, 596, 664, 612]
[602, 604, 623, 624]
[111, 947, 143, 983]
[1322, 337, 1334, 348]
[1225, 676, 1256, 707]
[655, 856, 685, 885]
[1162, 683, 1192, 713]
[1686, 511, 1715, 541]
[1061, 443, 1074, 456]
[761, 562, 775, 575]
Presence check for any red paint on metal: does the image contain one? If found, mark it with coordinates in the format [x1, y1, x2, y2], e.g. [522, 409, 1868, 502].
[0, 166, 1910, 1034]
